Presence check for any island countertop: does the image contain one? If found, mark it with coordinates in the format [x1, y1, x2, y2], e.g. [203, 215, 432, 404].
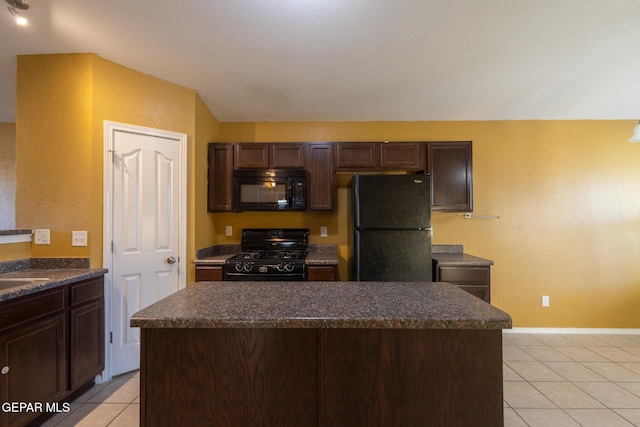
[131, 281, 511, 330]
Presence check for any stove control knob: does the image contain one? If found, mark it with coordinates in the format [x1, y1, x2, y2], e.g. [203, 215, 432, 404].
[276, 263, 284, 272]
[235, 263, 243, 272]
[243, 262, 253, 272]
[284, 262, 294, 272]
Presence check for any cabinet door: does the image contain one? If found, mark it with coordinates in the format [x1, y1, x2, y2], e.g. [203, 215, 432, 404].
[234, 144, 270, 169]
[380, 143, 425, 170]
[272, 144, 306, 168]
[208, 143, 234, 212]
[307, 143, 334, 211]
[0, 315, 66, 427]
[70, 300, 105, 390]
[428, 142, 473, 212]
[335, 142, 377, 169]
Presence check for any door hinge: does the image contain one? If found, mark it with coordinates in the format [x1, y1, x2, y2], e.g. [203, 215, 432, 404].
[109, 331, 113, 344]
[110, 241, 114, 253]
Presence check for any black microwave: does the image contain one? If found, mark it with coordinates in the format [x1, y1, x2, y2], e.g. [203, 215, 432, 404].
[233, 169, 307, 212]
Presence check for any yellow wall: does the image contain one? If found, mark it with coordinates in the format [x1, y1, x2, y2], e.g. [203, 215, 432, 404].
[0, 241, 30, 262]
[219, 121, 640, 328]
[10, 53, 640, 328]
[15, 54, 219, 283]
[0, 122, 16, 229]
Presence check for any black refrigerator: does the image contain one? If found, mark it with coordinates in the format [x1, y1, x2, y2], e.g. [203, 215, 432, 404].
[351, 174, 432, 281]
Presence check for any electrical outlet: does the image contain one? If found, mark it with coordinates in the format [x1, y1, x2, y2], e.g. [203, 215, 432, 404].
[72, 230, 88, 247]
[226, 226, 233, 236]
[34, 229, 50, 245]
[320, 226, 328, 238]
[542, 295, 550, 307]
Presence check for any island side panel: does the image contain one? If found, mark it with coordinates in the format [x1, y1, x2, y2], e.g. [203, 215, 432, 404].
[140, 328, 318, 427]
[320, 328, 504, 427]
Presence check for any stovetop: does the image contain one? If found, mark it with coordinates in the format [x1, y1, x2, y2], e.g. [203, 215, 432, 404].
[230, 250, 307, 262]
[225, 229, 310, 281]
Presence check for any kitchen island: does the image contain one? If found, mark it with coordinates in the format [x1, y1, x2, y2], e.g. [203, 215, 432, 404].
[131, 281, 511, 427]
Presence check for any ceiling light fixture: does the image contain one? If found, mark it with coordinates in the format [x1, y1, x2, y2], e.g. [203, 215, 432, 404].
[6, 0, 28, 26]
[630, 120, 640, 142]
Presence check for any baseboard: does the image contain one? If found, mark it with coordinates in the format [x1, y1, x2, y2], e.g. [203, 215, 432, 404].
[505, 327, 640, 335]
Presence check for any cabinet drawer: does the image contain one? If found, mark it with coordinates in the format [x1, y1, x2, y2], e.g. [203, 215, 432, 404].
[438, 266, 489, 284]
[0, 288, 66, 332]
[307, 266, 336, 281]
[196, 266, 223, 282]
[70, 278, 104, 306]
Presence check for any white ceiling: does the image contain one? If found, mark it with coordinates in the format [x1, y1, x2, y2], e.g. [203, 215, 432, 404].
[1, 0, 640, 123]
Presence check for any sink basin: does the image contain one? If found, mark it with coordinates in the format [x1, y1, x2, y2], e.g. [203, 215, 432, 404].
[0, 278, 50, 290]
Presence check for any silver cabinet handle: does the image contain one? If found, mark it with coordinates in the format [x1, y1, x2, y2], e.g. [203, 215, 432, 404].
[1, 366, 9, 375]
[167, 257, 177, 264]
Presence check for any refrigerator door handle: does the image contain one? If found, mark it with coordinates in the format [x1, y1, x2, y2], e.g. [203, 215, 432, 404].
[353, 232, 360, 281]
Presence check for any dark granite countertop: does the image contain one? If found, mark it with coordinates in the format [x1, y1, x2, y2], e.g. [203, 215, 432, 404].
[432, 244, 493, 266]
[0, 269, 108, 302]
[432, 252, 494, 266]
[131, 281, 511, 330]
[193, 244, 339, 266]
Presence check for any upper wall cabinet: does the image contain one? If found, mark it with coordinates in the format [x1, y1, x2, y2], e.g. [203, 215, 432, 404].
[208, 141, 472, 214]
[234, 143, 306, 169]
[208, 143, 234, 212]
[307, 143, 335, 211]
[427, 141, 473, 212]
[336, 142, 425, 170]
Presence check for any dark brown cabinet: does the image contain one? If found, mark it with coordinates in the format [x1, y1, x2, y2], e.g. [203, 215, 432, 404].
[234, 143, 305, 169]
[335, 142, 377, 169]
[69, 278, 105, 390]
[336, 142, 425, 170]
[140, 326, 503, 426]
[380, 142, 425, 169]
[208, 143, 234, 212]
[306, 143, 335, 211]
[195, 266, 224, 282]
[272, 144, 306, 168]
[0, 313, 66, 427]
[435, 265, 490, 303]
[306, 266, 337, 281]
[0, 277, 105, 427]
[428, 141, 473, 212]
[206, 141, 473, 213]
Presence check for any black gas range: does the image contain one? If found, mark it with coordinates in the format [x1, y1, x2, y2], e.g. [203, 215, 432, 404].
[225, 229, 309, 281]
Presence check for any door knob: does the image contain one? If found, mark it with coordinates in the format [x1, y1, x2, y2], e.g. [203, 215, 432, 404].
[167, 256, 176, 264]
[1, 366, 9, 375]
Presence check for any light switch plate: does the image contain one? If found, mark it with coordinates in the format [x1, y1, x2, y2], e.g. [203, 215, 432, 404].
[226, 226, 233, 236]
[320, 226, 328, 238]
[34, 229, 50, 245]
[72, 230, 88, 247]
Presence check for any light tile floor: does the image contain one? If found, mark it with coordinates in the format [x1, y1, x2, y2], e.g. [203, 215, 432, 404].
[41, 370, 139, 427]
[504, 333, 640, 426]
[41, 333, 640, 426]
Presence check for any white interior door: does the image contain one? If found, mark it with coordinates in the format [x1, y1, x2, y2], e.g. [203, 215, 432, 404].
[104, 122, 186, 377]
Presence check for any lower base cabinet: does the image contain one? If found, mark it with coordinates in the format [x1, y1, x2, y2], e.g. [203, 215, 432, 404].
[0, 277, 105, 427]
[140, 327, 503, 426]
[306, 265, 337, 281]
[195, 266, 223, 282]
[434, 264, 491, 303]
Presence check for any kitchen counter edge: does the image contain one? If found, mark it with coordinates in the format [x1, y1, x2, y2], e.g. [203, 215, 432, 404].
[0, 268, 108, 302]
[131, 281, 511, 330]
